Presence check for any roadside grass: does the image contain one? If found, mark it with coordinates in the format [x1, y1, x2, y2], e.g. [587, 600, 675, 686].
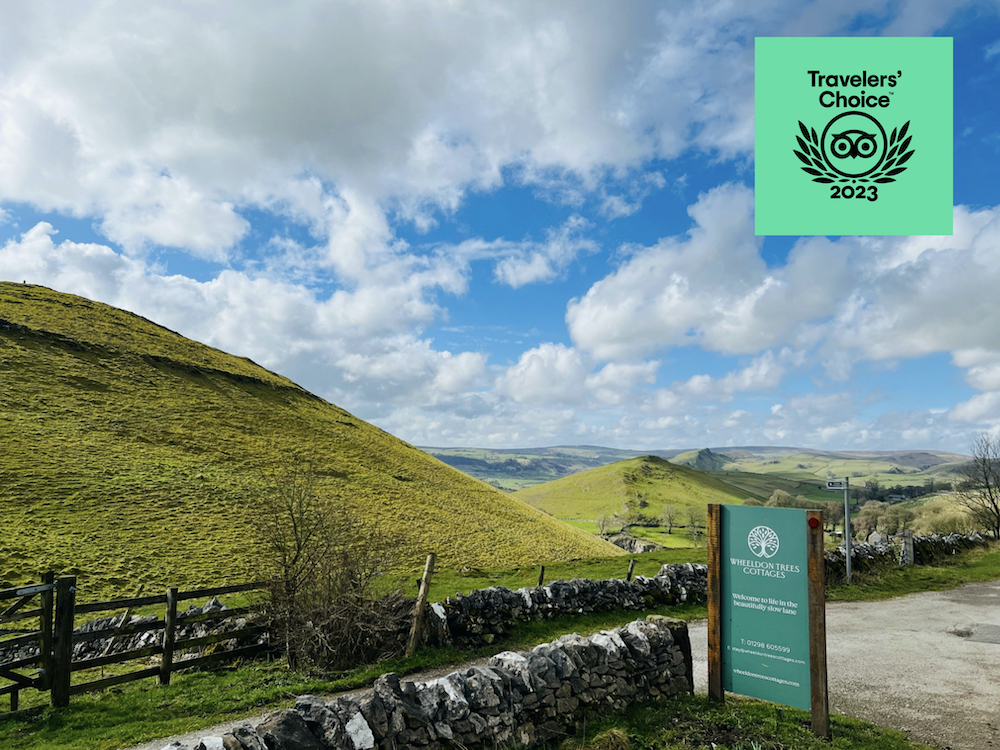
[552, 694, 936, 750]
[827, 541, 1000, 601]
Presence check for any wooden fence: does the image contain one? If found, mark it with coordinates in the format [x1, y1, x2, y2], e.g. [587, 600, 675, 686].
[0, 575, 269, 712]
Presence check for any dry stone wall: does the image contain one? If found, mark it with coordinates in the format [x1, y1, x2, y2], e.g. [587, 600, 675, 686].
[422, 563, 708, 649]
[174, 615, 692, 750]
[823, 531, 991, 584]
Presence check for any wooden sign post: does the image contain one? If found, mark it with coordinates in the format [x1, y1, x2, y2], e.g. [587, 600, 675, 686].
[708, 504, 829, 738]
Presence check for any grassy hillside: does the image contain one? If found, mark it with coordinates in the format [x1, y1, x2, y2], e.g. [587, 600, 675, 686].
[511, 455, 747, 522]
[420, 445, 679, 491]
[707, 448, 966, 484]
[669, 447, 730, 472]
[0, 283, 619, 600]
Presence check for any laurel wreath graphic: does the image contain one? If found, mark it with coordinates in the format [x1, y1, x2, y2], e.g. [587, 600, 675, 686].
[794, 120, 914, 184]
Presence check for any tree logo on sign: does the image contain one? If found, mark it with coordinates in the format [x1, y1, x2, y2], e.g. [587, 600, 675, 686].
[748, 525, 780, 559]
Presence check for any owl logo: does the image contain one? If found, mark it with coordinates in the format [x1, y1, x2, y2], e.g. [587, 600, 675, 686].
[820, 112, 886, 178]
[794, 113, 914, 185]
[829, 130, 878, 160]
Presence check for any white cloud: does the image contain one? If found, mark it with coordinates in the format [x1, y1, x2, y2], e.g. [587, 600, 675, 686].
[585, 360, 660, 405]
[7, 0, 928, 259]
[674, 352, 786, 402]
[495, 342, 589, 406]
[567, 183, 811, 359]
[492, 215, 598, 288]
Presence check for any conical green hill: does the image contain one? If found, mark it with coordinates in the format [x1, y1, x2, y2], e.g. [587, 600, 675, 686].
[0, 283, 620, 599]
[513, 455, 746, 519]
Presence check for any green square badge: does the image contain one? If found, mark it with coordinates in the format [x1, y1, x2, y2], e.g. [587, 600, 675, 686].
[755, 37, 952, 236]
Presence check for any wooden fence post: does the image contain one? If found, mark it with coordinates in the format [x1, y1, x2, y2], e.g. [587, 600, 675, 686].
[160, 587, 178, 686]
[537, 566, 545, 587]
[626, 559, 636, 582]
[406, 554, 436, 657]
[706, 505, 723, 704]
[38, 571, 54, 692]
[51, 576, 76, 708]
[807, 510, 830, 738]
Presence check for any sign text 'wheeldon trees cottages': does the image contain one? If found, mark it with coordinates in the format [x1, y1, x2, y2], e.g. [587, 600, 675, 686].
[708, 504, 829, 736]
[755, 37, 953, 236]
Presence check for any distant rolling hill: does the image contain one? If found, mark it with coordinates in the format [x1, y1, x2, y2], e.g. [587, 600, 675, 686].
[421, 446, 682, 491]
[0, 283, 619, 599]
[511, 455, 748, 522]
[427, 445, 969, 502]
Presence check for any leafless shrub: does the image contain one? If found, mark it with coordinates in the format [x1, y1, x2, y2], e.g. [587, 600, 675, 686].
[248, 462, 406, 670]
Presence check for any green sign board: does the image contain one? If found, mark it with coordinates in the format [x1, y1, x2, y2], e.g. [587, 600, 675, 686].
[755, 36, 953, 236]
[720, 505, 812, 710]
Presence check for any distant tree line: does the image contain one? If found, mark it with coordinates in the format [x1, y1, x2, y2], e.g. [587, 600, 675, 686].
[846, 478, 950, 505]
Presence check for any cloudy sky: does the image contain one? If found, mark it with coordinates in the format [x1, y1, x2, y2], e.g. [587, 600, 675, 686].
[2, 1, 1000, 453]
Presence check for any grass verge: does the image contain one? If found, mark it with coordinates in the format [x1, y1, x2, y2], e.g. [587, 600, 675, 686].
[552, 693, 937, 750]
[827, 542, 1000, 601]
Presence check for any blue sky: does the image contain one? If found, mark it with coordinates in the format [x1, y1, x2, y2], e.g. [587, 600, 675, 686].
[2, 1, 1000, 453]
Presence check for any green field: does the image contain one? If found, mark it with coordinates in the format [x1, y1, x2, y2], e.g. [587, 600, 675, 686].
[706, 450, 965, 487]
[0, 283, 619, 601]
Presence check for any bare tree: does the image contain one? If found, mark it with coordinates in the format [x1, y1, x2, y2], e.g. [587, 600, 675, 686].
[687, 506, 706, 548]
[596, 514, 614, 535]
[954, 433, 1000, 539]
[659, 504, 680, 534]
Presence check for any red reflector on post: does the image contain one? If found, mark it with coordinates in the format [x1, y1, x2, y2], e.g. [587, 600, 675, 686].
[808, 517, 820, 528]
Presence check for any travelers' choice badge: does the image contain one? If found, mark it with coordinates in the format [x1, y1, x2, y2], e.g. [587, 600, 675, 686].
[755, 38, 952, 236]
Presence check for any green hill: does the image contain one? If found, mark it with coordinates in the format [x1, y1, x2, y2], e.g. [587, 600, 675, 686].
[0, 283, 619, 599]
[670, 448, 730, 472]
[512, 455, 748, 521]
[715, 450, 967, 488]
[420, 445, 670, 491]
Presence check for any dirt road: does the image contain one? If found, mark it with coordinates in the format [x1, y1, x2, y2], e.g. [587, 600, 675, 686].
[689, 579, 1000, 750]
